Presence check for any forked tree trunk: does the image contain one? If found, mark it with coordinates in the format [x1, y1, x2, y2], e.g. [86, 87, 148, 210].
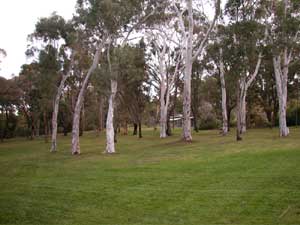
[51, 53, 74, 152]
[50, 73, 71, 152]
[273, 55, 289, 137]
[236, 52, 263, 138]
[71, 43, 103, 155]
[174, 0, 219, 141]
[105, 80, 117, 154]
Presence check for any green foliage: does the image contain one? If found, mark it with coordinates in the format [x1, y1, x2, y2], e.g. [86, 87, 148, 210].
[76, 0, 144, 35]
[33, 12, 75, 44]
[269, 0, 300, 53]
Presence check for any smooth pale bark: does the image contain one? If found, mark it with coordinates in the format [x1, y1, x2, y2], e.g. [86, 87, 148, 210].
[219, 46, 228, 135]
[149, 25, 180, 138]
[236, 80, 243, 141]
[238, 78, 247, 134]
[160, 104, 168, 138]
[273, 54, 289, 137]
[270, 0, 299, 137]
[241, 94, 247, 133]
[158, 42, 168, 138]
[105, 80, 117, 154]
[174, 0, 219, 141]
[236, 53, 263, 137]
[182, 0, 193, 141]
[71, 43, 103, 155]
[50, 62, 73, 152]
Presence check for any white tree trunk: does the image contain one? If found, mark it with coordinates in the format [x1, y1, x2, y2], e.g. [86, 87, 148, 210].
[241, 93, 247, 133]
[160, 106, 168, 138]
[160, 82, 167, 138]
[182, 0, 193, 142]
[50, 73, 70, 152]
[236, 81, 242, 141]
[106, 80, 117, 154]
[236, 77, 247, 138]
[237, 52, 263, 136]
[273, 55, 289, 137]
[219, 47, 228, 135]
[158, 45, 170, 138]
[71, 44, 103, 155]
[174, 0, 219, 141]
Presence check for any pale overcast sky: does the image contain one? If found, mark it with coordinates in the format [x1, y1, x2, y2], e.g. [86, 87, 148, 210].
[0, 0, 77, 79]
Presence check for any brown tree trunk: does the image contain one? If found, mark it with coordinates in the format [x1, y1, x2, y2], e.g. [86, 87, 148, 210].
[43, 111, 49, 143]
[133, 123, 137, 135]
[138, 121, 142, 138]
[98, 95, 104, 133]
[36, 118, 40, 137]
[123, 121, 128, 135]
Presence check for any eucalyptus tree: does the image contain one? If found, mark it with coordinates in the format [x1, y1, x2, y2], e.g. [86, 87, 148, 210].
[146, 23, 181, 138]
[49, 22, 77, 152]
[267, 0, 300, 137]
[206, 24, 236, 134]
[215, 21, 229, 135]
[72, 0, 155, 154]
[225, 0, 268, 140]
[29, 13, 73, 145]
[173, 0, 220, 141]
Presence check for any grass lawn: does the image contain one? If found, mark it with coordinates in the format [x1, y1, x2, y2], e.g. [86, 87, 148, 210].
[0, 128, 300, 225]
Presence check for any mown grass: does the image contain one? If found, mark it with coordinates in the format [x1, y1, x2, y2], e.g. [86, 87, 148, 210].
[0, 128, 300, 225]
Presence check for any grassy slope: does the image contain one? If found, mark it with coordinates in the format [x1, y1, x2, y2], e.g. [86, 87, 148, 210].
[0, 128, 300, 225]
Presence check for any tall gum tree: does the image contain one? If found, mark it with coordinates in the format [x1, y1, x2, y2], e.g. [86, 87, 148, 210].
[50, 23, 78, 152]
[28, 13, 76, 151]
[225, 0, 268, 140]
[267, 0, 300, 137]
[72, 0, 155, 154]
[146, 24, 181, 138]
[173, 0, 220, 141]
